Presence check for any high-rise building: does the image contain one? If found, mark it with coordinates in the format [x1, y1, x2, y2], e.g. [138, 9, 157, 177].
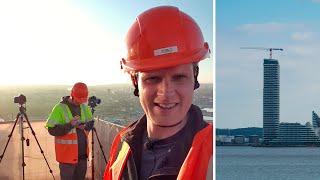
[263, 59, 280, 142]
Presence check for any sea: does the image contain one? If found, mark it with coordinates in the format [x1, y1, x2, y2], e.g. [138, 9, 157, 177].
[217, 146, 320, 180]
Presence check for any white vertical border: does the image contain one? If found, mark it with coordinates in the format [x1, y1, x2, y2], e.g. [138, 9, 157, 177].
[212, 0, 216, 179]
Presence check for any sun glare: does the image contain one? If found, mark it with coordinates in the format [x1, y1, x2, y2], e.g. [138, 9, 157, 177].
[0, 1, 128, 85]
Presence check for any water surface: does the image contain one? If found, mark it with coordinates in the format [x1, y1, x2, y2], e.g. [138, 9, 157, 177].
[217, 146, 320, 180]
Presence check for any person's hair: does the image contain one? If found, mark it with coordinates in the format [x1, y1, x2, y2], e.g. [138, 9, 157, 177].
[130, 63, 200, 97]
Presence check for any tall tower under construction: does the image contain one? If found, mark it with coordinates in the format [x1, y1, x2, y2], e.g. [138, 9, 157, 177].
[263, 59, 280, 142]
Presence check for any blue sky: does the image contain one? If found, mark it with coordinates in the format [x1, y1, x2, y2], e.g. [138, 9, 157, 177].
[0, 0, 212, 85]
[217, 0, 320, 128]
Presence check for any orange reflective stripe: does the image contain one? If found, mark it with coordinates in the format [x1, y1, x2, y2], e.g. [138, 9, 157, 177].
[108, 127, 128, 165]
[104, 132, 121, 180]
[104, 126, 129, 180]
[55, 139, 78, 144]
[110, 142, 131, 180]
[206, 156, 213, 180]
[177, 124, 213, 180]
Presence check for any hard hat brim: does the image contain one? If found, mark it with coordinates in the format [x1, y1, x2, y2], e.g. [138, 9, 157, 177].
[122, 45, 210, 72]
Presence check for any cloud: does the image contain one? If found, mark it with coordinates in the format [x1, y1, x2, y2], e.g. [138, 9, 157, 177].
[291, 32, 313, 41]
[236, 22, 304, 34]
[236, 22, 287, 33]
[287, 44, 320, 57]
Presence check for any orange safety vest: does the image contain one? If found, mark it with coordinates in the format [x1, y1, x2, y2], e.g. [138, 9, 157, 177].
[104, 124, 213, 180]
[55, 129, 90, 164]
[54, 104, 90, 164]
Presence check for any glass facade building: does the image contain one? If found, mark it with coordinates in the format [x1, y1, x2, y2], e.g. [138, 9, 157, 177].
[270, 123, 320, 145]
[263, 59, 280, 142]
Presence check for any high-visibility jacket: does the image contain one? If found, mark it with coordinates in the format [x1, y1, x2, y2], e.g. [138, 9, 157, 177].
[104, 124, 213, 180]
[46, 103, 93, 164]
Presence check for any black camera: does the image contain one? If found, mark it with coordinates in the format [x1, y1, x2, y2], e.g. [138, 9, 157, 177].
[88, 96, 101, 108]
[14, 94, 26, 105]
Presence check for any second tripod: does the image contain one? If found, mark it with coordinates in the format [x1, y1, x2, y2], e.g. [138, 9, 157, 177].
[88, 96, 107, 180]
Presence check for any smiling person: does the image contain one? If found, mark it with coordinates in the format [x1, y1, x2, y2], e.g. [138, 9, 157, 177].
[104, 6, 213, 180]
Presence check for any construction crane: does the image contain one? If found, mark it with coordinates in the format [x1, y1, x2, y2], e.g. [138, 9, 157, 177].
[240, 47, 284, 59]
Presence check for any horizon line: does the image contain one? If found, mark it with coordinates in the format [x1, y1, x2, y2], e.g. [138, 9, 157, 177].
[0, 82, 214, 87]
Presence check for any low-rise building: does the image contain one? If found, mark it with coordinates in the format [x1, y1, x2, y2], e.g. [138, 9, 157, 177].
[270, 122, 320, 146]
[234, 135, 245, 144]
[249, 135, 260, 145]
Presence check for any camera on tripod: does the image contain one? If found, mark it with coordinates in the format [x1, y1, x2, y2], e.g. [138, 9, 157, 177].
[1, 94, 55, 179]
[88, 96, 101, 108]
[14, 94, 26, 105]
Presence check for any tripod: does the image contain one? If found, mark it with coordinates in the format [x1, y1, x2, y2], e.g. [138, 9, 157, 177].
[0, 103, 55, 180]
[89, 106, 107, 180]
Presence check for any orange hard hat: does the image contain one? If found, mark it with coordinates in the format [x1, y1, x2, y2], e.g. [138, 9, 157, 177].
[121, 6, 210, 72]
[71, 82, 88, 104]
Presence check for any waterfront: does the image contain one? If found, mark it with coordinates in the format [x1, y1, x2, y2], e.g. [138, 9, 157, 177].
[217, 146, 320, 180]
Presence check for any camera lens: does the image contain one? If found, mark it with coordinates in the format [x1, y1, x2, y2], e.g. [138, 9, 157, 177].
[14, 94, 26, 105]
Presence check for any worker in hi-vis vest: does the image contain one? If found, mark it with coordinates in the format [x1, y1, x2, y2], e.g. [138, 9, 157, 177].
[104, 6, 213, 180]
[46, 82, 94, 180]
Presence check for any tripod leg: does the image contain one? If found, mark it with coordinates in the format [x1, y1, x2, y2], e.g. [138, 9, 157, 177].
[19, 115, 26, 180]
[91, 128, 94, 180]
[0, 113, 20, 163]
[22, 112, 56, 180]
[90, 108, 95, 180]
[93, 128, 107, 163]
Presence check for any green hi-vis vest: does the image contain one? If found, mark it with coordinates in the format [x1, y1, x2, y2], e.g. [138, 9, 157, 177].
[46, 103, 93, 128]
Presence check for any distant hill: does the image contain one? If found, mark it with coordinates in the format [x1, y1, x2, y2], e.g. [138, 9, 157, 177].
[216, 127, 263, 138]
[0, 84, 213, 126]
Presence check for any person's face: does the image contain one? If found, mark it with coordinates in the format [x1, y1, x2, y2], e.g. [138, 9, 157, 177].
[138, 63, 195, 126]
[71, 97, 83, 106]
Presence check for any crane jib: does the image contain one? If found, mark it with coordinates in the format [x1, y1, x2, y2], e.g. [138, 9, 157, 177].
[240, 47, 284, 59]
